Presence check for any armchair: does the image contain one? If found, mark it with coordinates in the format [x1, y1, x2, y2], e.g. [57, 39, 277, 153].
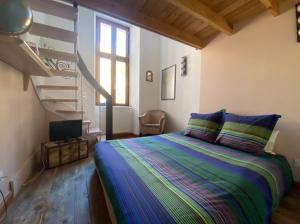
[139, 110, 167, 135]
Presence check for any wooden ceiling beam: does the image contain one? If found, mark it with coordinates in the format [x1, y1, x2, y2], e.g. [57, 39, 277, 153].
[258, 0, 279, 16]
[69, 0, 204, 49]
[193, 0, 259, 34]
[166, 0, 234, 35]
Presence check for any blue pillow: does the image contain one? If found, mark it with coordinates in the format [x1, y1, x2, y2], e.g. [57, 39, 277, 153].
[184, 110, 225, 143]
[216, 113, 281, 154]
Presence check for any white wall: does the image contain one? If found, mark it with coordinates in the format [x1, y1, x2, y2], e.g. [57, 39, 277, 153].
[78, 6, 98, 128]
[129, 26, 141, 135]
[100, 106, 133, 134]
[200, 8, 300, 181]
[159, 37, 201, 132]
[139, 29, 161, 115]
[0, 61, 47, 197]
[130, 28, 161, 135]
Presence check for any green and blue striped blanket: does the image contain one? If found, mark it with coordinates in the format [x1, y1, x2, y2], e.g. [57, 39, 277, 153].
[95, 132, 293, 224]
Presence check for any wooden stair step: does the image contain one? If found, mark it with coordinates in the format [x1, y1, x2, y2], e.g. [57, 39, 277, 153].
[83, 120, 92, 125]
[38, 48, 77, 62]
[36, 85, 78, 90]
[87, 128, 102, 135]
[30, 23, 77, 43]
[30, 0, 78, 21]
[41, 98, 78, 103]
[50, 69, 78, 77]
[0, 35, 52, 77]
[56, 110, 85, 114]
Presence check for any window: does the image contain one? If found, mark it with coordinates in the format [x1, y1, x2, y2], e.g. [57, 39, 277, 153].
[96, 18, 129, 106]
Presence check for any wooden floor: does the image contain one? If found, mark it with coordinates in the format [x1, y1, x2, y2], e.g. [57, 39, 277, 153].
[4, 155, 111, 224]
[3, 152, 300, 224]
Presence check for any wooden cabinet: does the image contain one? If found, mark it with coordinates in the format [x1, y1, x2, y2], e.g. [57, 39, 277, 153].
[44, 137, 89, 169]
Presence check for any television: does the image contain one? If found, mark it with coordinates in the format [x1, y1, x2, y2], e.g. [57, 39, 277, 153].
[49, 120, 82, 142]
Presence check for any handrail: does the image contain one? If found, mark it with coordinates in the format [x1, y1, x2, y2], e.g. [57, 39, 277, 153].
[77, 52, 113, 140]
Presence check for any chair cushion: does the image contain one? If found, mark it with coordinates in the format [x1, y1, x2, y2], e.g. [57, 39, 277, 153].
[144, 123, 160, 127]
[184, 110, 225, 143]
[216, 113, 281, 154]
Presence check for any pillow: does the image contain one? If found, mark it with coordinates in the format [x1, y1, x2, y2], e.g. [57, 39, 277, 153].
[216, 113, 281, 154]
[264, 130, 279, 154]
[184, 110, 225, 143]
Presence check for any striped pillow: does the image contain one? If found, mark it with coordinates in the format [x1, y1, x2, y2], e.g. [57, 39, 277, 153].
[184, 110, 225, 143]
[216, 113, 281, 154]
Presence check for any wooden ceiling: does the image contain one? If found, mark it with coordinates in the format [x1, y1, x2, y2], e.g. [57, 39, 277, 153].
[74, 0, 287, 49]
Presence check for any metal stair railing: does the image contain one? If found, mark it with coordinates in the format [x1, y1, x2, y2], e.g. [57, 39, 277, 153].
[77, 52, 113, 140]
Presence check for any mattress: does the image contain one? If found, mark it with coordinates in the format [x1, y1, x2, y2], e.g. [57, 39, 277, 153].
[94, 132, 293, 224]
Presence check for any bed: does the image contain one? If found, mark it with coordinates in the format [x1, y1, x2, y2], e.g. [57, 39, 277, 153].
[94, 132, 293, 224]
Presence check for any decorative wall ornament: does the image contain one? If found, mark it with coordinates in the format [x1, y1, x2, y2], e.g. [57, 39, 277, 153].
[161, 65, 176, 100]
[43, 58, 73, 71]
[181, 56, 187, 76]
[40, 44, 74, 73]
[296, 3, 300, 42]
[146, 70, 153, 82]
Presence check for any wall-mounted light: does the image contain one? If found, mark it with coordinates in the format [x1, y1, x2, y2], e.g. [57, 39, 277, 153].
[296, 3, 300, 42]
[181, 56, 187, 76]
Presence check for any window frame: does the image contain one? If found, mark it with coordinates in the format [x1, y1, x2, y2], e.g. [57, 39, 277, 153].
[95, 17, 130, 106]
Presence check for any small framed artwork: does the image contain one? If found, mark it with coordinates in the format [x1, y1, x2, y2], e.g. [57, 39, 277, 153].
[296, 3, 300, 42]
[146, 70, 153, 82]
[161, 65, 176, 100]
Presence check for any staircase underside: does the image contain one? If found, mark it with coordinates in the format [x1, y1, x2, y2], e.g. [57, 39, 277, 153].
[36, 85, 78, 90]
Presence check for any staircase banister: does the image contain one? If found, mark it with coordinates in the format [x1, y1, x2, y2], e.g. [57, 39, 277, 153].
[77, 53, 112, 100]
[77, 52, 113, 140]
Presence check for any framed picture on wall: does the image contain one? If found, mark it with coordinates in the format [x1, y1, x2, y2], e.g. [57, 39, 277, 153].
[161, 65, 176, 100]
[146, 70, 153, 82]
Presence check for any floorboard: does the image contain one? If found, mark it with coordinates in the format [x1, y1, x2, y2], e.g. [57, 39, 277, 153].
[2, 150, 300, 224]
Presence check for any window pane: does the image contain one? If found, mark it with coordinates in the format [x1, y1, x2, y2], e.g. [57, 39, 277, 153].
[99, 57, 111, 104]
[116, 28, 127, 57]
[115, 61, 126, 104]
[100, 22, 111, 53]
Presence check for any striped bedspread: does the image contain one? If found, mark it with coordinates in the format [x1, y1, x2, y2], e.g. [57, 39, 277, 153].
[94, 132, 293, 224]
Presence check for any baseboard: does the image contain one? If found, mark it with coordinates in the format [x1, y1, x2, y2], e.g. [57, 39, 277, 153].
[0, 150, 38, 218]
[294, 181, 300, 193]
[0, 181, 14, 218]
[112, 133, 138, 139]
[12, 148, 41, 195]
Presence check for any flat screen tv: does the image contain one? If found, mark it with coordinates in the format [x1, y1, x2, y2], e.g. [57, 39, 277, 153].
[49, 120, 82, 142]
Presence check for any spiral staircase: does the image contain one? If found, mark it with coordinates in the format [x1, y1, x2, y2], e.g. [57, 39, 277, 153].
[0, 0, 113, 139]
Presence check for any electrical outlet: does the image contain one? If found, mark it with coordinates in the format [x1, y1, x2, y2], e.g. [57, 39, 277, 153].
[0, 170, 8, 183]
[295, 159, 300, 168]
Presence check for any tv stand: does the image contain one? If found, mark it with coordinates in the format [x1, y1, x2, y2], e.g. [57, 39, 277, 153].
[44, 137, 89, 169]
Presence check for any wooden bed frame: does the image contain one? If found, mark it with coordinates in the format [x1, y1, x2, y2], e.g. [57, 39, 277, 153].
[96, 170, 116, 224]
